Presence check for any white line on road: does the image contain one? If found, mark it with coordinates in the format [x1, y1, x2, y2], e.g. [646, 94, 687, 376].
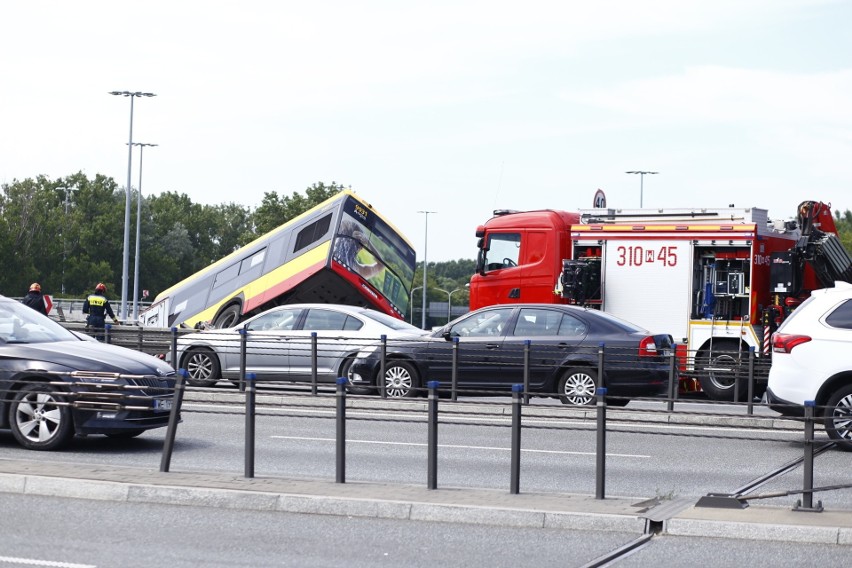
[0, 556, 95, 568]
[269, 435, 650, 458]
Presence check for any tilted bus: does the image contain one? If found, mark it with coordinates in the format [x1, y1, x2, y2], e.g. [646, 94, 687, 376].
[140, 190, 416, 329]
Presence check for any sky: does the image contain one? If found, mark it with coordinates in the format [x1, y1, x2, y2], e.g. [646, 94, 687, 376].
[2, 0, 851, 262]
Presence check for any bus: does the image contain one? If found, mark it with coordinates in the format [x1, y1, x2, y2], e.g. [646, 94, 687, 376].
[140, 190, 416, 329]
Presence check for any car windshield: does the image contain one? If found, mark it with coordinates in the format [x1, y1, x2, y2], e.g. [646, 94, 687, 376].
[0, 298, 79, 344]
[360, 309, 423, 332]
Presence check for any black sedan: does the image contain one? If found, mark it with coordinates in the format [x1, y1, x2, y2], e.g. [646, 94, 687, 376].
[0, 295, 177, 450]
[349, 304, 674, 405]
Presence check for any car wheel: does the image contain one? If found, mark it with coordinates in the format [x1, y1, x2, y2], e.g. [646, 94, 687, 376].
[697, 341, 744, 401]
[382, 360, 419, 398]
[183, 348, 221, 387]
[9, 383, 75, 451]
[341, 356, 369, 395]
[558, 367, 597, 406]
[213, 304, 241, 329]
[824, 385, 852, 450]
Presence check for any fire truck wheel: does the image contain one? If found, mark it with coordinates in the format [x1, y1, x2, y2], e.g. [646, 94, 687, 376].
[697, 341, 746, 402]
[381, 360, 419, 399]
[824, 385, 852, 451]
[558, 368, 597, 406]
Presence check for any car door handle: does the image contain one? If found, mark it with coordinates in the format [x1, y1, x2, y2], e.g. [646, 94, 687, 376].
[486, 343, 500, 350]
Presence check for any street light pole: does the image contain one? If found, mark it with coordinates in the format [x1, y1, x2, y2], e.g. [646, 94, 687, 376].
[130, 142, 158, 321]
[417, 211, 436, 329]
[447, 287, 462, 323]
[625, 171, 658, 208]
[57, 186, 76, 295]
[110, 90, 156, 320]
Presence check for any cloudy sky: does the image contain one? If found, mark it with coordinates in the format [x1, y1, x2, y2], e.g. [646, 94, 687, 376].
[2, 0, 850, 262]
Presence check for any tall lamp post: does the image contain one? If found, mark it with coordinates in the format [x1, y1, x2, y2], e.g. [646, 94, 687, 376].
[130, 142, 158, 320]
[409, 286, 422, 324]
[447, 287, 462, 323]
[417, 211, 436, 329]
[109, 90, 156, 320]
[57, 186, 77, 295]
[625, 171, 658, 208]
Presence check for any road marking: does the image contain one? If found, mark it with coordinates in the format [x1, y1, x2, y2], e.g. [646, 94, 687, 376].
[0, 557, 95, 568]
[269, 435, 650, 458]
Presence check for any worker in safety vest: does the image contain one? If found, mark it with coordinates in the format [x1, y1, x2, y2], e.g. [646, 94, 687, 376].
[82, 282, 118, 339]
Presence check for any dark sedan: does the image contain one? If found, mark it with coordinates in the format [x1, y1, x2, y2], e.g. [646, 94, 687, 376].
[349, 304, 674, 405]
[0, 295, 177, 450]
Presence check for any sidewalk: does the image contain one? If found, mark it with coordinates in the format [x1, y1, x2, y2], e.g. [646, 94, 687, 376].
[1, 457, 850, 545]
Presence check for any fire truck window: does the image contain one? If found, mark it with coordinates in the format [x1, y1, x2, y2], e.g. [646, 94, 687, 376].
[825, 300, 852, 330]
[485, 233, 521, 271]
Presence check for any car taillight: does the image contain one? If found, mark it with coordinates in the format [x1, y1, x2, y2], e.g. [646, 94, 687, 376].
[771, 332, 812, 353]
[639, 336, 658, 357]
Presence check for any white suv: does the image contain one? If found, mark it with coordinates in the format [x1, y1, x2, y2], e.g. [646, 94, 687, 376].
[767, 281, 852, 450]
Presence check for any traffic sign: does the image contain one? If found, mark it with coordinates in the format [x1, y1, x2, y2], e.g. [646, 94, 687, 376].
[43, 294, 53, 314]
[593, 189, 607, 208]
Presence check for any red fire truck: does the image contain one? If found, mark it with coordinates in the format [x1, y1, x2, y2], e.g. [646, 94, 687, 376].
[470, 201, 852, 400]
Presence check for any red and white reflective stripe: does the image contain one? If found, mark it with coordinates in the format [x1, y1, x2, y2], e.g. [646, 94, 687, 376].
[763, 325, 770, 356]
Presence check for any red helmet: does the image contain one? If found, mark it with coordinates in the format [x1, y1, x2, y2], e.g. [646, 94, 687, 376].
[95, 283, 107, 293]
[29, 282, 41, 292]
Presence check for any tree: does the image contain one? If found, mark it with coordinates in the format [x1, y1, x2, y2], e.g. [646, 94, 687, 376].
[252, 182, 344, 235]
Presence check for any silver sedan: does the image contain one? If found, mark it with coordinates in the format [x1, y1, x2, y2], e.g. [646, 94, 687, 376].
[176, 304, 426, 387]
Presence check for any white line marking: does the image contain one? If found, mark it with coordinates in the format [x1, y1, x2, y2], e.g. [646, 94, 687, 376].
[269, 436, 650, 458]
[0, 556, 96, 568]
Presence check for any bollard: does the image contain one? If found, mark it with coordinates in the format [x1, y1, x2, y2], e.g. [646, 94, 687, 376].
[160, 368, 187, 473]
[239, 327, 248, 393]
[596, 343, 606, 391]
[747, 347, 755, 415]
[595, 387, 607, 500]
[170, 327, 178, 369]
[667, 347, 677, 413]
[794, 401, 823, 512]
[427, 381, 440, 490]
[523, 340, 531, 405]
[244, 372, 257, 479]
[379, 335, 387, 399]
[311, 332, 319, 396]
[336, 377, 347, 483]
[451, 337, 459, 402]
[510, 384, 523, 495]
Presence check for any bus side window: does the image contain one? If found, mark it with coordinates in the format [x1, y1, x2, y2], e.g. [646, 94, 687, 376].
[294, 213, 333, 253]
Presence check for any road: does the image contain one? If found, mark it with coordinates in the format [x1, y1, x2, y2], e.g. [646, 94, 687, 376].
[0, 391, 848, 510]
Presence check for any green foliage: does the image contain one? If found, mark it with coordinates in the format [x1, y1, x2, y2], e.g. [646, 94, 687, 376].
[253, 182, 344, 235]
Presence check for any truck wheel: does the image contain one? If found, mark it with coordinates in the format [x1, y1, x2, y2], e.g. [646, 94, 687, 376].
[183, 348, 221, 387]
[558, 367, 597, 406]
[824, 385, 852, 451]
[213, 304, 241, 328]
[10, 384, 75, 451]
[381, 361, 419, 398]
[697, 341, 746, 401]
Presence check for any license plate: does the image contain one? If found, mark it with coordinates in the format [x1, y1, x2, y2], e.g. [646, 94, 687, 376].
[154, 399, 173, 411]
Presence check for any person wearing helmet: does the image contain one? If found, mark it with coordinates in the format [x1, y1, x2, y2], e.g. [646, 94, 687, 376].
[22, 282, 48, 315]
[82, 282, 118, 340]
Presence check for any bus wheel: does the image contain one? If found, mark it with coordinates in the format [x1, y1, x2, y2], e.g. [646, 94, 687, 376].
[183, 348, 221, 387]
[213, 305, 241, 329]
[381, 361, 418, 398]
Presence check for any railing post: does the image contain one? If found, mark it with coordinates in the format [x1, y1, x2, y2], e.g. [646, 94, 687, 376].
[311, 332, 319, 396]
[733, 346, 741, 403]
[170, 326, 178, 369]
[160, 368, 187, 473]
[137, 326, 143, 352]
[379, 335, 387, 399]
[451, 337, 459, 402]
[596, 387, 607, 500]
[105, 323, 112, 344]
[747, 346, 755, 415]
[794, 400, 823, 512]
[427, 380, 440, 490]
[510, 384, 523, 495]
[336, 377, 347, 483]
[667, 347, 678, 412]
[244, 372, 257, 479]
[597, 342, 606, 391]
[523, 340, 531, 405]
[239, 327, 248, 393]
